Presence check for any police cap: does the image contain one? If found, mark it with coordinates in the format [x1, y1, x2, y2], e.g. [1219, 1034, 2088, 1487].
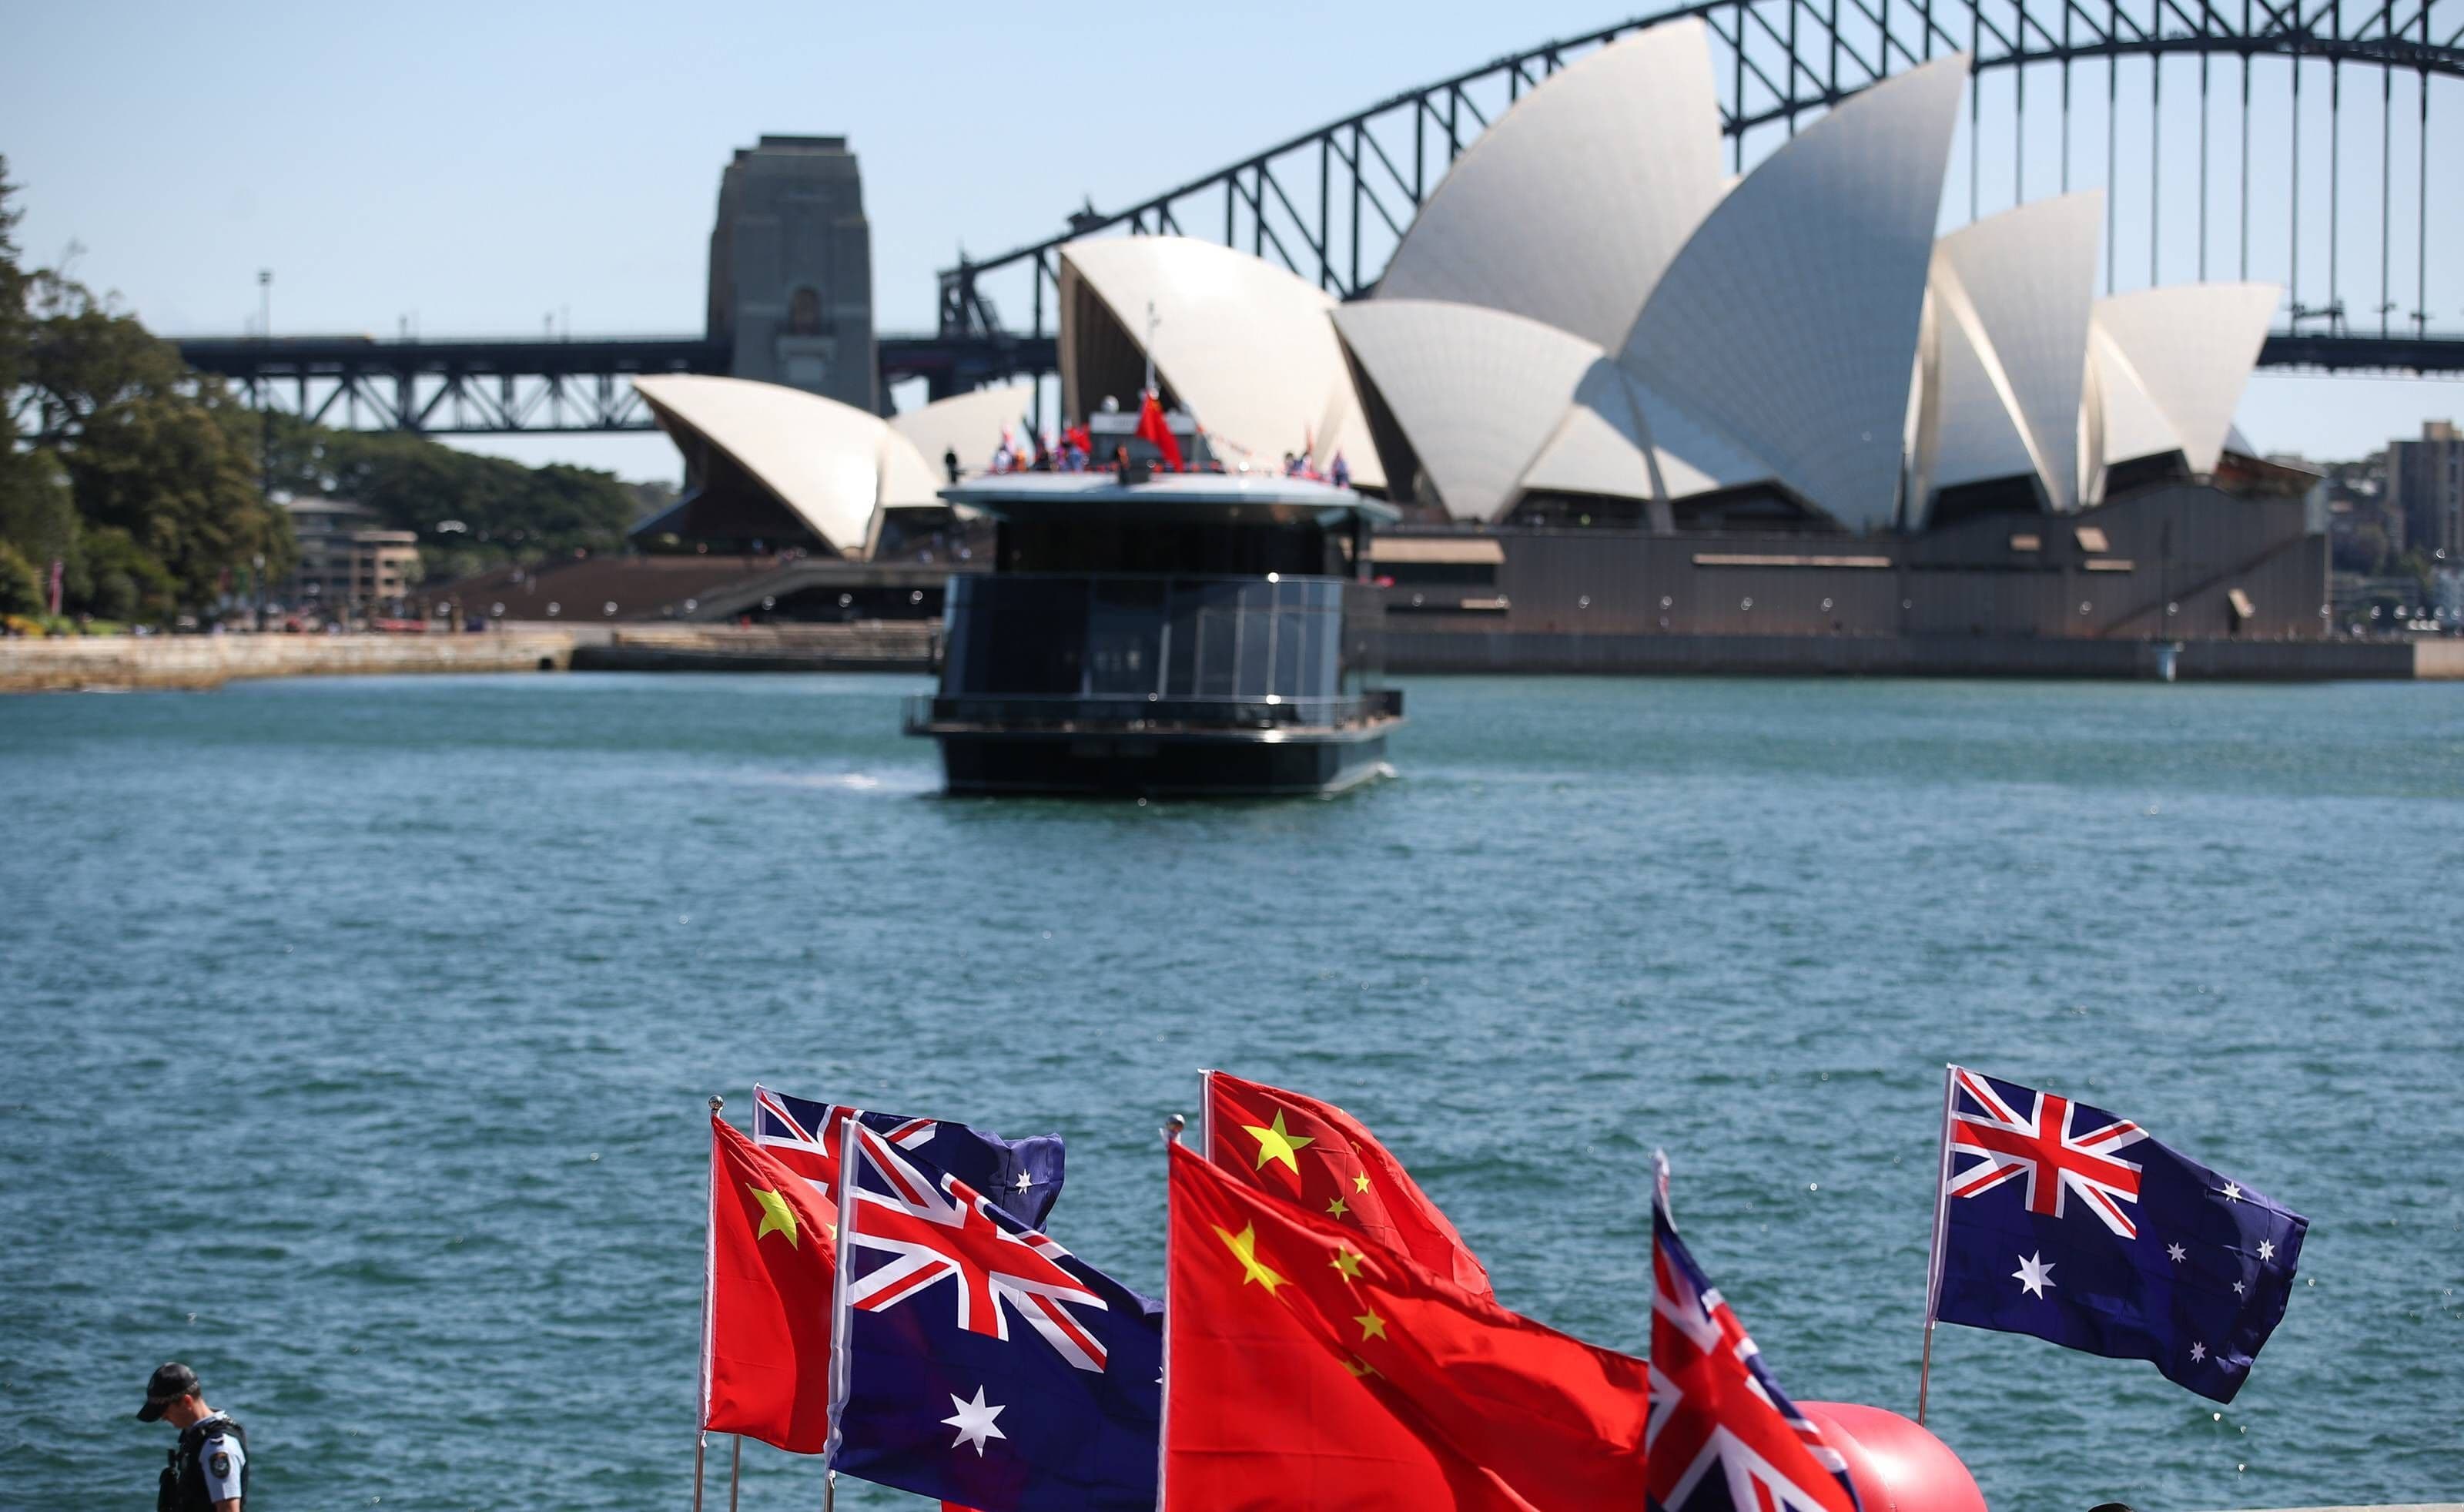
[136, 1361, 199, 1422]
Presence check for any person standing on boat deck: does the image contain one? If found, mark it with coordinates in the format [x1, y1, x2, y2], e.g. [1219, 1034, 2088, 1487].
[942, 445, 960, 484]
[137, 1362, 249, 1511]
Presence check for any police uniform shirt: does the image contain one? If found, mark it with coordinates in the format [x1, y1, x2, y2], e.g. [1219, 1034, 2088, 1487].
[192, 1413, 246, 1504]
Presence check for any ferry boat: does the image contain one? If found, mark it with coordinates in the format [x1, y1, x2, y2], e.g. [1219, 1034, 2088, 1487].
[902, 454, 1404, 797]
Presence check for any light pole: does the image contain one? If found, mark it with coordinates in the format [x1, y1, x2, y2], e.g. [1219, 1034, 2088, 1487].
[257, 270, 273, 632]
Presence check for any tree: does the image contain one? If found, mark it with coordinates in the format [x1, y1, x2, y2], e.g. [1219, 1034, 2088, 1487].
[20, 271, 293, 615]
[0, 158, 82, 608]
[78, 525, 177, 622]
[0, 538, 42, 617]
[267, 415, 641, 572]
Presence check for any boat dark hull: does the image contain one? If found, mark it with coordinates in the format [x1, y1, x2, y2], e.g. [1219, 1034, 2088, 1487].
[929, 721, 1398, 797]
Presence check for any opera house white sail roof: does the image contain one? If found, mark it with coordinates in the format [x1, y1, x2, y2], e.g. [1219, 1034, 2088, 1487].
[634, 376, 1024, 559]
[1063, 17, 2280, 535]
[1912, 192, 2103, 524]
[1373, 21, 1729, 351]
[1057, 236, 1383, 486]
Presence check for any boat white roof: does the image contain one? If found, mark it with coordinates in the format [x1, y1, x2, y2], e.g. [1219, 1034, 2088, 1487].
[939, 470, 1394, 525]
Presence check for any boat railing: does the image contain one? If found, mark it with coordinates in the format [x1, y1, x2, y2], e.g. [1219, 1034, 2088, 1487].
[902, 689, 1403, 735]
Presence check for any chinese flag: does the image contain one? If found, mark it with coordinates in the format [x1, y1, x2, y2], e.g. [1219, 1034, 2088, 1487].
[703, 1113, 838, 1453]
[1134, 391, 1184, 471]
[1164, 1142, 1648, 1510]
[1202, 1071, 1491, 1297]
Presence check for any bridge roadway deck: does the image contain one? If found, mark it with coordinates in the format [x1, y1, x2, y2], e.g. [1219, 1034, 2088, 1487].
[168, 329, 2461, 435]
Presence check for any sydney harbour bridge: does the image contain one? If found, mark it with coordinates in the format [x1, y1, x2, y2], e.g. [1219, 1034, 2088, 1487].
[176, 0, 2463, 436]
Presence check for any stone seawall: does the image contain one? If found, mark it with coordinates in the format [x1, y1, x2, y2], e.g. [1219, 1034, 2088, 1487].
[0, 632, 576, 693]
[569, 622, 935, 674]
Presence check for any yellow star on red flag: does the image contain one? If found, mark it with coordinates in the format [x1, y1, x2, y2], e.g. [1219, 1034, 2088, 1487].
[1244, 1111, 1315, 1174]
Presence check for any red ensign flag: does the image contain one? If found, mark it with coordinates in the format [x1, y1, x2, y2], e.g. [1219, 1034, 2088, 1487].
[701, 1113, 838, 1453]
[1164, 1142, 1649, 1509]
[1202, 1070, 1492, 1297]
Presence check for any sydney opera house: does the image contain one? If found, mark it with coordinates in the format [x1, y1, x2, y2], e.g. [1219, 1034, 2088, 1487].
[632, 22, 2330, 671]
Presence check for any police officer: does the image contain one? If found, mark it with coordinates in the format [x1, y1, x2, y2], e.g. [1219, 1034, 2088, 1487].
[136, 1361, 248, 1511]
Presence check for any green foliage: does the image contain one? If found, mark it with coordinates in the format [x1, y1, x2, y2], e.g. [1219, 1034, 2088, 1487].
[1, 163, 293, 620]
[0, 156, 27, 401]
[77, 525, 177, 622]
[0, 538, 42, 616]
[270, 417, 642, 572]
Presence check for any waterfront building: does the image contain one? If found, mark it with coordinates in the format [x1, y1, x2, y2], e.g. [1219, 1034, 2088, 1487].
[2386, 420, 2462, 562]
[281, 498, 420, 618]
[630, 18, 2331, 657]
[706, 136, 878, 412]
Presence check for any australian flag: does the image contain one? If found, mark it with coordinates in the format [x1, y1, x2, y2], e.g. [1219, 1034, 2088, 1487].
[829, 1119, 1161, 1511]
[752, 1082, 1065, 1229]
[1928, 1066, 2308, 1403]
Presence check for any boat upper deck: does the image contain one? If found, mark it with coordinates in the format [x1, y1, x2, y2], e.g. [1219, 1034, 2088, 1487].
[939, 471, 1396, 531]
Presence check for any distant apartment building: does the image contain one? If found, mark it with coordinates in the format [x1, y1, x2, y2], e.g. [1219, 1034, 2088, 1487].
[2386, 420, 2462, 559]
[283, 498, 420, 614]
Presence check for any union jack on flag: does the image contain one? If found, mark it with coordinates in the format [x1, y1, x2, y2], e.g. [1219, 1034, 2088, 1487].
[826, 1118, 1161, 1511]
[844, 1122, 1115, 1371]
[1928, 1065, 2309, 1404]
[1945, 1064, 2147, 1237]
[750, 1082, 1064, 1229]
[1648, 1153, 1858, 1512]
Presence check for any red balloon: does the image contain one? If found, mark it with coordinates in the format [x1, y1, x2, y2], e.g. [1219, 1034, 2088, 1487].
[1799, 1402, 1988, 1512]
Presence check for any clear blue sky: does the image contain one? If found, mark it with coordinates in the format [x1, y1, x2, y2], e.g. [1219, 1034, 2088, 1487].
[5, 0, 2457, 481]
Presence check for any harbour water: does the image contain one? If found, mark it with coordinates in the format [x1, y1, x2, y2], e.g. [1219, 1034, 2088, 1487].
[3, 672, 2459, 1510]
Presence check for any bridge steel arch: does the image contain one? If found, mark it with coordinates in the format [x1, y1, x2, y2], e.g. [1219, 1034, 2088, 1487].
[937, 0, 2464, 390]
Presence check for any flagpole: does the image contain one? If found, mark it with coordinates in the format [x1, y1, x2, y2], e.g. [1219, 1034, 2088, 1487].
[1159, 1113, 1184, 1512]
[1918, 1064, 1957, 1425]
[695, 1095, 723, 1512]
[822, 1115, 858, 1510]
[726, 1434, 741, 1512]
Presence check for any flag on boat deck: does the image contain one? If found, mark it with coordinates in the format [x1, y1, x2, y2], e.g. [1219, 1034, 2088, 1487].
[1200, 1070, 1491, 1297]
[1133, 391, 1183, 471]
[752, 1083, 1065, 1229]
[703, 1113, 839, 1453]
[1927, 1065, 2308, 1403]
[1164, 1141, 1649, 1509]
[1649, 1153, 1860, 1512]
[831, 1121, 1162, 1512]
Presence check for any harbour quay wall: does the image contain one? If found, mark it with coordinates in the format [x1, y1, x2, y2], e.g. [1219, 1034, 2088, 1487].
[0, 632, 576, 694]
[566, 622, 935, 674]
[1381, 628, 2454, 680]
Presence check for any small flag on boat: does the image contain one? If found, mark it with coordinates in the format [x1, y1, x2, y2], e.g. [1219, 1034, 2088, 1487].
[1163, 1140, 1648, 1509]
[829, 1119, 1161, 1512]
[1199, 1070, 1491, 1296]
[1649, 1153, 1860, 1512]
[702, 1112, 839, 1453]
[1133, 391, 1183, 471]
[1924, 1065, 2308, 1403]
[753, 1083, 1066, 1229]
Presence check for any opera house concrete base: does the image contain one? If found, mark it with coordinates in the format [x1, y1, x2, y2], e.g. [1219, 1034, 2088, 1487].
[1361, 479, 2379, 679]
[1381, 628, 2432, 681]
